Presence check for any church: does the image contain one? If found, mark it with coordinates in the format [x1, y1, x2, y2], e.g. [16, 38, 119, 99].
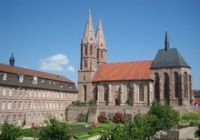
[78, 12, 192, 107]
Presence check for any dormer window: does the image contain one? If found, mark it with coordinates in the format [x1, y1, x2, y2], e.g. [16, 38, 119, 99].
[3, 73, 7, 81]
[32, 76, 38, 85]
[19, 75, 24, 83]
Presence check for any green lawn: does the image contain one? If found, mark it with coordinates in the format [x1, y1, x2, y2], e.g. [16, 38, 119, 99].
[20, 122, 116, 140]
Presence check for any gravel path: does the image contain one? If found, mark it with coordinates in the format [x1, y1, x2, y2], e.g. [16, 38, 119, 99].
[179, 126, 198, 140]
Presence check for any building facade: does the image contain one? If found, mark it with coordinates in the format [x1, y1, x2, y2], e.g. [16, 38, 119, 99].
[193, 90, 200, 106]
[0, 57, 77, 126]
[78, 12, 192, 107]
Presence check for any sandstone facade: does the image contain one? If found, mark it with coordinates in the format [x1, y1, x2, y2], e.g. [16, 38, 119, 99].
[78, 12, 192, 107]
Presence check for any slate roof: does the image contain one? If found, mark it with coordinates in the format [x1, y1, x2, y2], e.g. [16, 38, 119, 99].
[93, 60, 153, 82]
[0, 63, 73, 83]
[151, 48, 190, 69]
[0, 63, 77, 92]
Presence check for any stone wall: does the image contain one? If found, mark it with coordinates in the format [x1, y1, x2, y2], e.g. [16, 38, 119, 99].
[67, 105, 149, 123]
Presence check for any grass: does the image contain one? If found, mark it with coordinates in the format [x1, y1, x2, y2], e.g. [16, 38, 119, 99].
[179, 111, 200, 128]
[73, 123, 116, 140]
[20, 128, 39, 137]
[20, 122, 116, 140]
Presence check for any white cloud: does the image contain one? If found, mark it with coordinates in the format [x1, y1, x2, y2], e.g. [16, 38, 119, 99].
[67, 66, 75, 73]
[39, 54, 69, 72]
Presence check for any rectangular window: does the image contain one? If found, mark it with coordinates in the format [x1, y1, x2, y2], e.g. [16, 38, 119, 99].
[7, 102, 12, 109]
[32, 76, 38, 85]
[9, 89, 12, 96]
[2, 102, 5, 110]
[2, 89, 6, 96]
[19, 75, 24, 83]
[3, 73, 7, 81]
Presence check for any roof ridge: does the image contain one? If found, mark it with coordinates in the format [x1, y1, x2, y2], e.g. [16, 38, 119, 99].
[106, 60, 153, 65]
[0, 63, 73, 83]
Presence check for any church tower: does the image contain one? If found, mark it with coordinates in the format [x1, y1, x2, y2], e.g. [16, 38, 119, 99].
[78, 11, 97, 102]
[96, 18, 107, 66]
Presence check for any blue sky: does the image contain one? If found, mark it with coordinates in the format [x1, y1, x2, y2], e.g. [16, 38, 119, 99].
[0, 0, 199, 89]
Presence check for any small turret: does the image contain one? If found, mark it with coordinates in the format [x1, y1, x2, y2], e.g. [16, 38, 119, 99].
[9, 53, 15, 67]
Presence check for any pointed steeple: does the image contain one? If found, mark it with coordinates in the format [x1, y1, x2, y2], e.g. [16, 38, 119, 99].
[82, 10, 95, 44]
[165, 31, 170, 51]
[96, 18, 106, 49]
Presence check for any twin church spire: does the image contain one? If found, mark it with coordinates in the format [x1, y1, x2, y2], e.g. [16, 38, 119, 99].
[82, 11, 106, 50]
[80, 11, 107, 71]
[82, 10, 96, 44]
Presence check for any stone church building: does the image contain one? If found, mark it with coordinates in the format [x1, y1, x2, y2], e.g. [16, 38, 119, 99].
[78, 12, 192, 107]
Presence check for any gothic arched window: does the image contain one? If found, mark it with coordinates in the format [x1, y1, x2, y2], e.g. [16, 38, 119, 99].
[104, 84, 109, 105]
[184, 72, 188, 98]
[174, 72, 179, 98]
[127, 84, 133, 105]
[154, 73, 160, 100]
[101, 50, 103, 58]
[90, 61, 92, 69]
[164, 73, 170, 104]
[93, 86, 98, 101]
[90, 46, 93, 55]
[85, 46, 88, 55]
[189, 75, 192, 103]
[84, 85, 87, 102]
[84, 60, 87, 68]
[139, 83, 144, 101]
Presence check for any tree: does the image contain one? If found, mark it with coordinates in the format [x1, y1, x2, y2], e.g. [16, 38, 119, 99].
[99, 101, 180, 140]
[99, 114, 156, 140]
[149, 101, 180, 130]
[38, 117, 73, 140]
[0, 120, 21, 140]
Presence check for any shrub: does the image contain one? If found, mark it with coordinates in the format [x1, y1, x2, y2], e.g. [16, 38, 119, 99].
[77, 112, 87, 122]
[113, 112, 124, 123]
[38, 117, 72, 140]
[124, 114, 132, 122]
[196, 125, 200, 138]
[108, 113, 113, 121]
[89, 99, 96, 106]
[126, 98, 133, 106]
[0, 120, 22, 140]
[72, 100, 87, 106]
[98, 112, 107, 123]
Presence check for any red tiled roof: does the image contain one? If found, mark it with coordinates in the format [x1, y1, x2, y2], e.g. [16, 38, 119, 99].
[0, 63, 73, 83]
[93, 60, 153, 82]
[195, 97, 200, 106]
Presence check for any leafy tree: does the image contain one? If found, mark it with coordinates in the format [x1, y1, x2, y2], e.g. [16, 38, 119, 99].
[0, 120, 21, 140]
[149, 101, 180, 130]
[99, 101, 180, 140]
[38, 117, 73, 140]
